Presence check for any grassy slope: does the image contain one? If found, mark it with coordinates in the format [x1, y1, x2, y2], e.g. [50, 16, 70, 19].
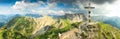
[34, 19, 81, 39]
[0, 16, 35, 39]
[99, 22, 120, 39]
[0, 16, 120, 39]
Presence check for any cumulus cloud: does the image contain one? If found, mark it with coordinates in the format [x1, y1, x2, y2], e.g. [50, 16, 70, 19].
[11, 0, 119, 17]
[47, 2, 57, 8]
[91, 0, 116, 4]
[88, 0, 120, 17]
[47, 0, 116, 5]
[31, 9, 73, 15]
[12, 0, 66, 15]
[12, 1, 42, 11]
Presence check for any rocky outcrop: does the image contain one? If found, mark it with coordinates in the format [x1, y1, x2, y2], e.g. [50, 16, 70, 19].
[32, 15, 56, 35]
[59, 22, 99, 39]
[59, 28, 79, 39]
[65, 13, 87, 23]
[59, 22, 120, 39]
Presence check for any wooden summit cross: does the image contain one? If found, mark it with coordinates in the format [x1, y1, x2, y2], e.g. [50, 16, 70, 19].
[84, 0, 95, 23]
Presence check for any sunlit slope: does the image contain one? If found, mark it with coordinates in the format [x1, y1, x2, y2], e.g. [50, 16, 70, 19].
[0, 16, 56, 39]
[0, 16, 34, 39]
[34, 19, 81, 39]
[99, 22, 120, 39]
[0, 16, 120, 39]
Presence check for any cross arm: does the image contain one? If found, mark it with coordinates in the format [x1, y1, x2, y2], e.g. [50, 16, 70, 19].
[84, 7, 95, 9]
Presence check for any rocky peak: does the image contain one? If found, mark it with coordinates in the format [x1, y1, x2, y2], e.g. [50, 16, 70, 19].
[32, 15, 56, 35]
[65, 13, 87, 23]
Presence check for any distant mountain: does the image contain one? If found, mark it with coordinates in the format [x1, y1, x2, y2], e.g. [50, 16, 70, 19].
[0, 15, 11, 27]
[92, 16, 120, 29]
[1, 13, 120, 29]
[0, 14, 21, 27]
[0, 14, 42, 27]
[25, 14, 42, 18]
[0, 13, 86, 27]
[103, 17, 120, 29]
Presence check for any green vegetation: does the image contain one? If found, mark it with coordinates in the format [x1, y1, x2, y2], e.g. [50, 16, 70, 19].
[0, 16, 120, 39]
[71, 22, 81, 28]
[2, 31, 27, 39]
[0, 16, 35, 39]
[34, 19, 81, 39]
[99, 22, 120, 39]
[0, 29, 5, 39]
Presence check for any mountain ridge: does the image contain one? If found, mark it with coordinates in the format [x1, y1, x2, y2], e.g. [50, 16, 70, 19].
[0, 15, 120, 39]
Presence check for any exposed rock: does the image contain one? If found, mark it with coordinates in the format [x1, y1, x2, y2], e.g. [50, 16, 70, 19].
[0, 15, 120, 39]
[65, 13, 87, 23]
[32, 15, 56, 36]
[59, 28, 79, 39]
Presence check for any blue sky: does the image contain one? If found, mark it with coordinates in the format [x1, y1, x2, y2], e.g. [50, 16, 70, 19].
[0, 0, 120, 17]
[0, 0, 81, 15]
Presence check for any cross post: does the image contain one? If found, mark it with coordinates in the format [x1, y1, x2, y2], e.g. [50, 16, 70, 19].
[84, 2, 95, 23]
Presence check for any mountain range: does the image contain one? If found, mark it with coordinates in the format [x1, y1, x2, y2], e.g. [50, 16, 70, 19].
[0, 14, 120, 29]
[0, 14, 120, 39]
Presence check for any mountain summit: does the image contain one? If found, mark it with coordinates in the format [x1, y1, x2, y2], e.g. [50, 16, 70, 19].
[0, 15, 120, 39]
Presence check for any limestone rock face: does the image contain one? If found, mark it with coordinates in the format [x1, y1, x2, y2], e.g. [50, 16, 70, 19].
[65, 13, 87, 23]
[59, 28, 79, 39]
[32, 15, 56, 35]
[59, 22, 99, 39]
[59, 22, 120, 39]
[78, 22, 100, 39]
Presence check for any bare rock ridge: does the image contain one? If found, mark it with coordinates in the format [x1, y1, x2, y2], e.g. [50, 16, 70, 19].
[32, 15, 56, 35]
[65, 13, 87, 23]
[59, 22, 120, 39]
[31, 15, 56, 38]
[59, 22, 99, 39]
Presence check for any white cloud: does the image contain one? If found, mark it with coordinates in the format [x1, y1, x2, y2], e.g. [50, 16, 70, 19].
[0, 7, 18, 15]
[93, 0, 120, 17]
[31, 9, 65, 15]
[1, 0, 119, 17]
[12, 1, 41, 11]
[47, 2, 57, 9]
[11, 1, 67, 15]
